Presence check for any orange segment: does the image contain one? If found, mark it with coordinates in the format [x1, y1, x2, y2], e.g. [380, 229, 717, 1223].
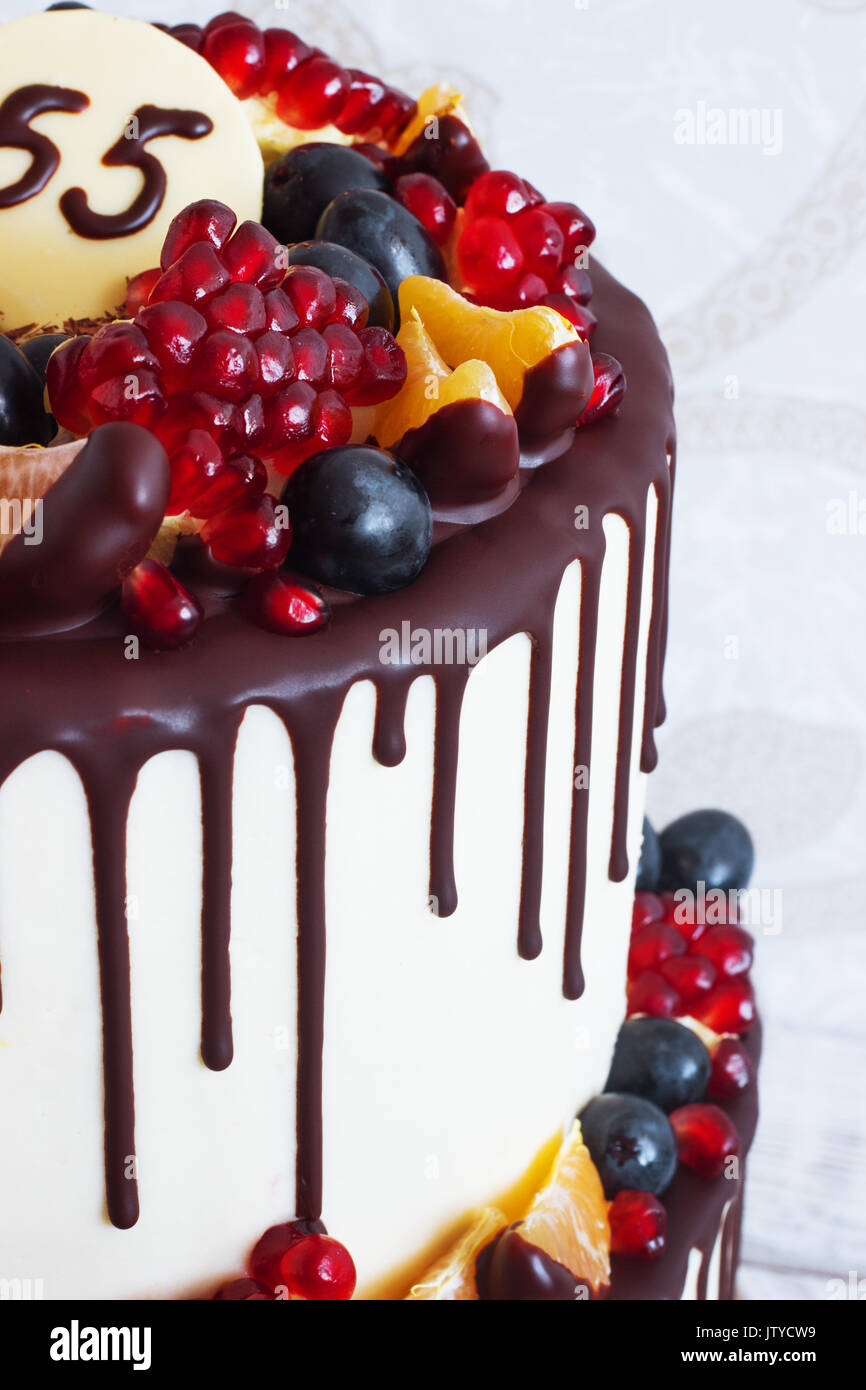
[521, 1120, 610, 1294]
[0, 439, 83, 558]
[373, 312, 512, 449]
[398, 276, 578, 411]
[406, 1208, 506, 1301]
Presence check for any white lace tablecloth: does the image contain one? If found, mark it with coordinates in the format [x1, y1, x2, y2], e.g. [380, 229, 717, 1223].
[5, 0, 862, 1301]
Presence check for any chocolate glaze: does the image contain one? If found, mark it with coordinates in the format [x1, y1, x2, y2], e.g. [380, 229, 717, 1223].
[609, 1023, 761, 1301]
[59, 105, 213, 240]
[0, 423, 170, 635]
[0, 261, 674, 1229]
[476, 1226, 590, 1300]
[0, 85, 89, 209]
[396, 397, 520, 523]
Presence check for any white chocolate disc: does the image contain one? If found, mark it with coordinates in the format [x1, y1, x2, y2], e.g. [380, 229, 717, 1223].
[0, 12, 264, 330]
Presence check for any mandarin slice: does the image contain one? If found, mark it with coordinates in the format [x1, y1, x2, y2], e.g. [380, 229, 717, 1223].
[406, 1207, 507, 1301]
[0, 439, 83, 558]
[519, 1120, 611, 1295]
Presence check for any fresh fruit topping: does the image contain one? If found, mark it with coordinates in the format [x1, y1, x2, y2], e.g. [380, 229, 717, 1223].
[659, 891, 709, 945]
[397, 277, 589, 433]
[282, 444, 432, 594]
[658, 952, 717, 1003]
[375, 315, 509, 447]
[626, 970, 681, 1020]
[213, 1277, 274, 1301]
[262, 144, 391, 245]
[512, 207, 565, 280]
[544, 295, 598, 339]
[121, 558, 203, 651]
[203, 20, 266, 100]
[458, 216, 524, 295]
[609, 1190, 667, 1261]
[544, 201, 596, 259]
[696, 924, 754, 979]
[244, 569, 329, 635]
[632, 889, 664, 929]
[579, 1093, 677, 1198]
[316, 188, 447, 306]
[0, 334, 55, 447]
[578, 353, 626, 426]
[708, 1038, 755, 1100]
[287, 241, 393, 331]
[605, 1017, 712, 1113]
[276, 56, 351, 129]
[279, 1233, 356, 1301]
[549, 264, 593, 304]
[248, 1219, 326, 1289]
[258, 27, 312, 94]
[0, 436, 82, 564]
[408, 1208, 507, 1300]
[476, 1227, 590, 1301]
[398, 112, 489, 202]
[464, 169, 536, 222]
[658, 809, 755, 894]
[516, 1120, 611, 1295]
[692, 978, 757, 1034]
[18, 333, 70, 389]
[126, 268, 161, 317]
[394, 173, 456, 246]
[628, 922, 685, 978]
[669, 1103, 741, 1179]
[47, 201, 407, 532]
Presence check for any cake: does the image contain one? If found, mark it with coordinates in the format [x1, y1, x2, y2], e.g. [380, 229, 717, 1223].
[0, 8, 759, 1302]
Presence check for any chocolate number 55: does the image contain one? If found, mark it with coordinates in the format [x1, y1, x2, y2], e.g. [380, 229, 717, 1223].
[0, 83, 213, 238]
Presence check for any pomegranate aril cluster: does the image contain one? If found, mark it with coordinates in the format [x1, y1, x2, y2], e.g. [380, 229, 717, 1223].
[166, 13, 415, 141]
[213, 1219, 357, 1301]
[48, 199, 407, 569]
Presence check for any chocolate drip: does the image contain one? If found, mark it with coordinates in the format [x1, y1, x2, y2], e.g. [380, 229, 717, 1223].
[59, 105, 213, 240]
[0, 84, 89, 209]
[641, 448, 676, 773]
[0, 262, 675, 1232]
[608, 513, 646, 882]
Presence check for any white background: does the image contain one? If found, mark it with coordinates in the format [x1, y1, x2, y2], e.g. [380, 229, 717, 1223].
[5, 0, 864, 1300]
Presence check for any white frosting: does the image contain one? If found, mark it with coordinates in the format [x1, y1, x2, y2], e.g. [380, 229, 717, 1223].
[0, 501, 659, 1298]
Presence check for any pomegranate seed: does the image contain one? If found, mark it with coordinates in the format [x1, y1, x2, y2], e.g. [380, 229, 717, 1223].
[46, 334, 91, 434]
[205, 282, 267, 337]
[479, 270, 548, 312]
[329, 276, 369, 329]
[346, 327, 407, 406]
[659, 892, 708, 945]
[78, 325, 160, 393]
[549, 264, 593, 304]
[693, 979, 757, 1034]
[244, 570, 330, 636]
[267, 380, 317, 452]
[249, 1220, 326, 1290]
[255, 330, 296, 396]
[90, 370, 167, 429]
[222, 221, 286, 291]
[322, 322, 364, 391]
[184, 392, 244, 451]
[150, 242, 231, 306]
[125, 267, 160, 315]
[160, 199, 237, 271]
[291, 327, 329, 387]
[213, 1278, 274, 1301]
[394, 173, 456, 246]
[464, 169, 534, 222]
[167, 428, 224, 515]
[283, 265, 337, 329]
[658, 953, 717, 1003]
[544, 200, 596, 258]
[543, 294, 597, 338]
[277, 57, 350, 129]
[351, 142, 399, 180]
[263, 288, 300, 335]
[337, 70, 388, 135]
[578, 353, 626, 427]
[240, 393, 266, 446]
[609, 1190, 666, 1260]
[632, 892, 664, 930]
[374, 87, 416, 140]
[708, 1038, 755, 1099]
[121, 559, 203, 650]
[279, 1234, 356, 1301]
[201, 493, 291, 570]
[202, 10, 246, 35]
[313, 388, 352, 448]
[512, 207, 564, 280]
[669, 1103, 741, 1179]
[258, 28, 312, 95]
[627, 971, 680, 1019]
[458, 215, 524, 295]
[695, 925, 754, 979]
[628, 923, 685, 979]
[170, 23, 204, 53]
[193, 330, 258, 401]
[137, 302, 208, 389]
[203, 21, 266, 100]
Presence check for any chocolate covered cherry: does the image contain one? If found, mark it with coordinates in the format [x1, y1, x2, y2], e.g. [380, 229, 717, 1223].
[281, 445, 433, 595]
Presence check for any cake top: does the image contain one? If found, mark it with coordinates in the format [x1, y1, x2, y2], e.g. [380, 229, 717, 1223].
[0, 6, 624, 646]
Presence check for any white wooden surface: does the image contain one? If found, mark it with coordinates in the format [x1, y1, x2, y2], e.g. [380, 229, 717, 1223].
[4, 0, 861, 1297]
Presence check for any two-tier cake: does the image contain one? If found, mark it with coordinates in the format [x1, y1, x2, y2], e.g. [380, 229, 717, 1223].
[0, 8, 759, 1301]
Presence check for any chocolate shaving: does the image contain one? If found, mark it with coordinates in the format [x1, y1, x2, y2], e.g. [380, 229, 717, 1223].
[4, 304, 128, 344]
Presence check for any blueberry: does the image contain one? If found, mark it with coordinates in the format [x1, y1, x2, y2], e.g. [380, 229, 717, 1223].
[286, 242, 394, 332]
[0, 334, 55, 447]
[605, 1018, 711, 1112]
[658, 808, 754, 894]
[19, 333, 69, 388]
[635, 816, 661, 891]
[316, 188, 446, 309]
[263, 144, 391, 246]
[579, 1093, 677, 1198]
[281, 445, 433, 596]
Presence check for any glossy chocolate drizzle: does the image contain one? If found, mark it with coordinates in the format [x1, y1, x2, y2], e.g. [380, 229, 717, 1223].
[0, 262, 674, 1235]
[60, 105, 213, 239]
[0, 84, 89, 209]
